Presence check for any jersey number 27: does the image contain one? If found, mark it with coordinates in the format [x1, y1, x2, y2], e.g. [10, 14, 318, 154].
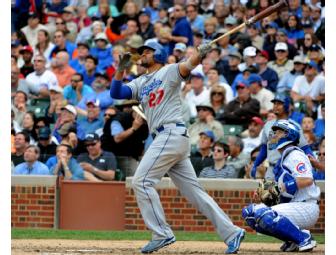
[148, 88, 164, 108]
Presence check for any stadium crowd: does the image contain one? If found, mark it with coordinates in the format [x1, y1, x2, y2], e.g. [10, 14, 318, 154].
[11, 0, 325, 181]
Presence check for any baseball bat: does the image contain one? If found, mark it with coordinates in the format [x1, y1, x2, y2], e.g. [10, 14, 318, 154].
[210, 0, 288, 45]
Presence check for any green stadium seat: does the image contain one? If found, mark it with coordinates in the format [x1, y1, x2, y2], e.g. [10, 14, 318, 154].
[223, 124, 243, 137]
[28, 98, 50, 118]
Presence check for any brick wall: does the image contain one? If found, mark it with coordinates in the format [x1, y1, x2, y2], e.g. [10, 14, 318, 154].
[125, 178, 325, 234]
[11, 176, 57, 228]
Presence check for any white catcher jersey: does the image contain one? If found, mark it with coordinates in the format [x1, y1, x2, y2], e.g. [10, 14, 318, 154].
[280, 147, 320, 202]
[126, 64, 185, 133]
[261, 119, 308, 165]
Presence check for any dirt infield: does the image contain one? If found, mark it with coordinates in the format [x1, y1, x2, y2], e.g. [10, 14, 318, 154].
[12, 240, 325, 255]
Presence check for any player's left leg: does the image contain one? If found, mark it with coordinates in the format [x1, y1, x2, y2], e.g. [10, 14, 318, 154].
[169, 158, 245, 254]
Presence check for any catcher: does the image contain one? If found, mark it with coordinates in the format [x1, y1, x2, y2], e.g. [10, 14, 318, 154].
[242, 120, 320, 252]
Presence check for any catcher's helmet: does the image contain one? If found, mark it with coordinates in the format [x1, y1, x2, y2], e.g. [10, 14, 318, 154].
[271, 94, 291, 113]
[271, 119, 300, 149]
[137, 42, 167, 64]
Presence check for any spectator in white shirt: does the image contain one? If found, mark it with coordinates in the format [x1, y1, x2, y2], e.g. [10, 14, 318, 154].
[242, 117, 264, 154]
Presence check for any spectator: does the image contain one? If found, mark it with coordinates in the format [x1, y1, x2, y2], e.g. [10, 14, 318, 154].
[69, 42, 90, 73]
[206, 67, 234, 103]
[215, 28, 237, 63]
[203, 17, 218, 42]
[20, 13, 47, 47]
[190, 130, 215, 177]
[247, 74, 274, 117]
[210, 86, 227, 122]
[224, 15, 241, 45]
[11, 131, 30, 166]
[77, 99, 104, 136]
[186, 3, 204, 34]
[247, 24, 264, 51]
[11, 66, 36, 99]
[138, 8, 155, 41]
[19, 46, 34, 78]
[51, 51, 77, 88]
[77, 20, 105, 47]
[301, 116, 315, 134]
[45, 85, 66, 124]
[226, 135, 250, 178]
[46, 0, 68, 15]
[50, 17, 71, 42]
[242, 116, 264, 154]
[87, 0, 119, 18]
[13, 145, 50, 175]
[90, 32, 113, 71]
[199, 141, 236, 179]
[77, 133, 117, 181]
[50, 30, 76, 60]
[243, 145, 267, 179]
[222, 81, 260, 130]
[61, 6, 78, 43]
[299, 32, 319, 56]
[74, 4, 92, 32]
[173, 43, 187, 62]
[207, 47, 227, 76]
[199, 0, 215, 18]
[276, 55, 306, 95]
[188, 103, 224, 147]
[167, 4, 193, 54]
[262, 21, 279, 61]
[50, 144, 85, 180]
[310, 4, 322, 32]
[37, 127, 57, 163]
[255, 50, 279, 93]
[63, 73, 94, 105]
[26, 54, 59, 98]
[307, 44, 324, 68]
[285, 14, 304, 45]
[309, 136, 325, 180]
[275, 28, 298, 60]
[213, 0, 230, 28]
[313, 102, 325, 140]
[12, 91, 28, 127]
[267, 42, 294, 80]
[222, 51, 242, 86]
[81, 55, 99, 86]
[33, 29, 55, 68]
[183, 72, 210, 118]
[22, 111, 38, 144]
[291, 60, 325, 116]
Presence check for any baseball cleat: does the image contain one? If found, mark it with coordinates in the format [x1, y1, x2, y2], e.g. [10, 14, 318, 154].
[141, 236, 176, 254]
[280, 241, 298, 252]
[225, 229, 245, 254]
[298, 233, 317, 252]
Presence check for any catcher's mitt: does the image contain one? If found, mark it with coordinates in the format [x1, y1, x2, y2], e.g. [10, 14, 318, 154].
[256, 180, 280, 206]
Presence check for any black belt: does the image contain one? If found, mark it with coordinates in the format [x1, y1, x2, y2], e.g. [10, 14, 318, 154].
[152, 123, 186, 139]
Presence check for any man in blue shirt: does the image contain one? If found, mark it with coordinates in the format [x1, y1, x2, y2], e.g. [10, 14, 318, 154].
[14, 145, 50, 175]
[69, 42, 90, 73]
[77, 99, 104, 136]
[63, 73, 94, 105]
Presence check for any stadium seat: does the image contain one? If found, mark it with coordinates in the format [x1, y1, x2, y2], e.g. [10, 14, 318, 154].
[28, 98, 50, 118]
[223, 124, 243, 136]
[115, 168, 125, 181]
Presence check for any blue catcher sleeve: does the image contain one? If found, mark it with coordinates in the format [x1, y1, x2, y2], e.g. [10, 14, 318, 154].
[110, 79, 132, 99]
[251, 143, 267, 178]
[242, 204, 257, 230]
[301, 144, 313, 156]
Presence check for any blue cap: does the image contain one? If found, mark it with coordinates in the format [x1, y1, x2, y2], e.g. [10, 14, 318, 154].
[139, 8, 151, 17]
[271, 94, 291, 113]
[236, 80, 249, 88]
[307, 60, 318, 69]
[199, 130, 216, 141]
[248, 74, 262, 85]
[266, 22, 278, 29]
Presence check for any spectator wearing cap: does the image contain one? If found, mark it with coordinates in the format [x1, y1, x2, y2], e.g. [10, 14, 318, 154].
[20, 13, 47, 48]
[126, 34, 144, 54]
[81, 55, 99, 86]
[90, 32, 113, 71]
[33, 29, 55, 68]
[224, 15, 241, 45]
[190, 130, 215, 177]
[77, 71, 114, 112]
[77, 133, 117, 181]
[173, 43, 187, 62]
[186, 3, 205, 34]
[50, 30, 76, 60]
[307, 44, 324, 68]
[13, 145, 50, 175]
[51, 51, 77, 88]
[222, 51, 242, 86]
[63, 72, 94, 105]
[255, 50, 279, 93]
[37, 127, 57, 163]
[248, 73, 274, 117]
[61, 6, 78, 43]
[226, 135, 250, 178]
[267, 42, 294, 80]
[276, 55, 306, 95]
[199, 142, 236, 178]
[291, 60, 325, 115]
[50, 144, 85, 180]
[12, 131, 30, 166]
[207, 67, 234, 103]
[275, 29, 298, 60]
[167, 4, 193, 54]
[247, 24, 264, 51]
[188, 103, 224, 147]
[70, 42, 90, 73]
[19, 46, 35, 77]
[222, 81, 260, 129]
[138, 8, 155, 41]
[77, 99, 104, 136]
[238, 46, 257, 75]
[26, 54, 59, 98]
[183, 72, 210, 118]
[285, 14, 304, 44]
[242, 117, 264, 154]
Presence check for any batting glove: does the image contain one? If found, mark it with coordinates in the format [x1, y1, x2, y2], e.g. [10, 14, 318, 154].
[117, 52, 132, 72]
[197, 44, 212, 58]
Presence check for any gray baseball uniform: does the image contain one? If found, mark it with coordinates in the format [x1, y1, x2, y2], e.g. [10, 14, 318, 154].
[261, 119, 308, 180]
[127, 63, 241, 242]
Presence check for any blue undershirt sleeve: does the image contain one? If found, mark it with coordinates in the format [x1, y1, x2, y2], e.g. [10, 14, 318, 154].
[253, 143, 267, 168]
[110, 79, 132, 99]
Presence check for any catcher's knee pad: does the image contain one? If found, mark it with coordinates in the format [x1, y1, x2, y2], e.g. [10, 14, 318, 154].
[255, 207, 278, 233]
[242, 204, 257, 230]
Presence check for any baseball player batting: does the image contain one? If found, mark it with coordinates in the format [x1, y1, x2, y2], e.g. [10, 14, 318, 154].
[242, 119, 320, 252]
[110, 42, 245, 254]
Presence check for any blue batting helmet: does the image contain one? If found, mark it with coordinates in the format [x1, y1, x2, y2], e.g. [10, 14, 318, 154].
[137, 42, 168, 64]
[271, 94, 291, 113]
[271, 119, 300, 150]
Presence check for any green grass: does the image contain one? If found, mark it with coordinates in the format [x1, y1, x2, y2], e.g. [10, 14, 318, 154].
[11, 229, 325, 244]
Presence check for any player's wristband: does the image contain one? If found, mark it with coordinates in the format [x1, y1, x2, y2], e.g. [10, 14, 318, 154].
[185, 59, 197, 71]
[284, 179, 298, 196]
